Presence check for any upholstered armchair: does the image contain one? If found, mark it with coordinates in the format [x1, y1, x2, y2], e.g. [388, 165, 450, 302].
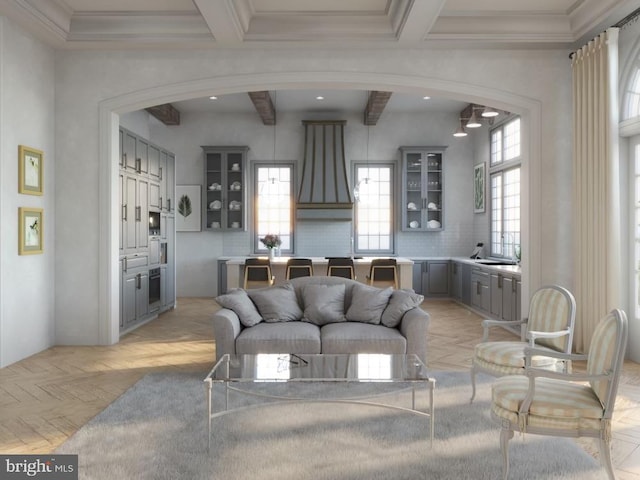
[470, 285, 576, 402]
[491, 308, 628, 480]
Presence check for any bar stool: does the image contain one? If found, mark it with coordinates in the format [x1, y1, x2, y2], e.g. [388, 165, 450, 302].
[286, 258, 314, 280]
[367, 258, 398, 289]
[243, 258, 275, 289]
[326, 257, 356, 280]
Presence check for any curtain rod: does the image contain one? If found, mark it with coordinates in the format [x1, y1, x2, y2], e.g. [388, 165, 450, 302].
[569, 7, 640, 59]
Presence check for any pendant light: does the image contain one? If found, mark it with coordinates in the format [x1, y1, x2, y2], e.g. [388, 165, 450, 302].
[481, 106, 499, 117]
[453, 119, 468, 137]
[466, 108, 481, 128]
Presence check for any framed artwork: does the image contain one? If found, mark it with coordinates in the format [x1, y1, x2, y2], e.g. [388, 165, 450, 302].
[176, 185, 202, 232]
[19, 145, 44, 195]
[474, 163, 485, 213]
[19, 207, 43, 255]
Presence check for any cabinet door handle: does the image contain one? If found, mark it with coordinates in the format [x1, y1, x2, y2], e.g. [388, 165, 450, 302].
[123, 257, 128, 273]
[160, 197, 163, 210]
[159, 167, 163, 180]
[136, 273, 141, 289]
[167, 199, 171, 211]
[123, 152, 127, 165]
[512, 280, 517, 293]
[136, 158, 141, 173]
[498, 275, 503, 289]
[136, 206, 141, 221]
[476, 281, 481, 295]
[122, 205, 127, 221]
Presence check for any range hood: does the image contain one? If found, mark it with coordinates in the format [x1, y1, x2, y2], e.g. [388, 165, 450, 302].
[297, 120, 353, 221]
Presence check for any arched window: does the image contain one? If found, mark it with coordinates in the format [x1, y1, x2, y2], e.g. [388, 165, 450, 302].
[623, 61, 640, 119]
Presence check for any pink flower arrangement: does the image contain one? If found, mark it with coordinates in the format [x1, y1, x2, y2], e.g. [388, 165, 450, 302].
[260, 234, 282, 249]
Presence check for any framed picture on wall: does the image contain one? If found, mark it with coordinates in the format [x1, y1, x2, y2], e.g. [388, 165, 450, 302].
[19, 145, 44, 195]
[474, 163, 485, 213]
[176, 185, 202, 232]
[19, 207, 43, 255]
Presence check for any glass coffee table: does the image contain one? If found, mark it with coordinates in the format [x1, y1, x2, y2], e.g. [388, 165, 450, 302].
[204, 353, 435, 450]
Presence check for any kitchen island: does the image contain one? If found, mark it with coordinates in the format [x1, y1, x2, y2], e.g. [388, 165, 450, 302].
[224, 257, 415, 291]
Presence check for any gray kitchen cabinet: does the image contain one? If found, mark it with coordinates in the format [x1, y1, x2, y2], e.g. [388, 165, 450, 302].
[451, 261, 473, 305]
[490, 272, 522, 323]
[122, 129, 137, 172]
[471, 268, 490, 313]
[122, 268, 149, 328]
[148, 144, 161, 181]
[412, 260, 450, 297]
[400, 147, 446, 232]
[149, 180, 161, 211]
[490, 273, 503, 318]
[218, 259, 228, 295]
[202, 146, 248, 231]
[136, 137, 149, 176]
[165, 153, 175, 213]
[122, 173, 149, 254]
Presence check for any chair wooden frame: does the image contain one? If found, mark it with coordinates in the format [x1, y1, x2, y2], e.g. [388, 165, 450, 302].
[366, 259, 398, 289]
[492, 309, 628, 480]
[470, 284, 576, 402]
[243, 259, 275, 289]
[285, 258, 314, 280]
[326, 258, 356, 280]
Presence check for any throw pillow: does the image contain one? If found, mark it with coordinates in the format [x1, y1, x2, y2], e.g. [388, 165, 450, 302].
[301, 284, 346, 326]
[381, 289, 424, 328]
[248, 283, 303, 322]
[345, 283, 393, 324]
[215, 289, 263, 327]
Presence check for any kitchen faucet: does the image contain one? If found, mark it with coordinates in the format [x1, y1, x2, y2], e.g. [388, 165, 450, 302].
[502, 232, 515, 262]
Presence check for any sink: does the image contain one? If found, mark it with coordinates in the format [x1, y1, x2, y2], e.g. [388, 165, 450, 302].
[475, 260, 517, 266]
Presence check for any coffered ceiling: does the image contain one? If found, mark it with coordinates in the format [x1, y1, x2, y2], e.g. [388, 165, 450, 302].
[0, 0, 636, 50]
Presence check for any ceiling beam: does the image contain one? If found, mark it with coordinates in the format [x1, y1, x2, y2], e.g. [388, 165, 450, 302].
[145, 103, 181, 126]
[193, 0, 244, 44]
[364, 91, 392, 125]
[248, 91, 276, 125]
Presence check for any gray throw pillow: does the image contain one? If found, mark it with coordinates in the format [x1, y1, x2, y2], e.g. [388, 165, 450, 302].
[248, 283, 303, 322]
[381, 289, 424, 328]
[215, 289, 263, 327]
[345, 283, 393, 324]
[301, 284, 346, 326]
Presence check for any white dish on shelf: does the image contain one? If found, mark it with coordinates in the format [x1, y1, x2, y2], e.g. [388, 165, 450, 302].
[208, 183, 221, 191]
[209, 200, 222, 210]
[407, 202, 417, 210]
[230, 181, 241, 190]
[409, 221, 420, 229]
[427, 220, 441, 229]
[427, 202, 438, 210]
[231, 222, 240, 228]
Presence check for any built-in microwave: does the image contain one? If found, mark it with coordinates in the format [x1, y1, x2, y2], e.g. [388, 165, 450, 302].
[149, 211, 161, 236]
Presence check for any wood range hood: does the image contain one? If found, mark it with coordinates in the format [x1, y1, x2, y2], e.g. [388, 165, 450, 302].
[297, 120, 353, 221]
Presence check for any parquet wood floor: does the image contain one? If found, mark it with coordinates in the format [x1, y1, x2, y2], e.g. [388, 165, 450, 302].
[1, 297, 639, 478]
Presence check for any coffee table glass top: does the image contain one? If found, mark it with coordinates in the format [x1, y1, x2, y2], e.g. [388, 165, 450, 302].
[207, 353, 429, 383]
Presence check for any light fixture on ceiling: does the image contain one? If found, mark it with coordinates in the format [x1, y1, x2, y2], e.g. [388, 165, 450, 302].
[316, 96, 324, 100]
[453, 119, 468, 137]
[423, 96, 431, 100]
[466, 107, 482, 128]
[481, 106, 499, 117]
[209, 96, 217, 100]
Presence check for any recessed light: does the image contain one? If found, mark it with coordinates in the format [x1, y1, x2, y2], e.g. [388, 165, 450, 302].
[316, 96, 324, 100]
[423, 96, 431, 100]
[209, 96, 218, 100]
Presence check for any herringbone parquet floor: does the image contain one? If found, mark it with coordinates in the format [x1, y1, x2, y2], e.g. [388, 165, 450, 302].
[0, 298, 639, 478]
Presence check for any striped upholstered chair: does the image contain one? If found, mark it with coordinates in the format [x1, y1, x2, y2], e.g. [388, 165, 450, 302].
[491, 308, 628, 480]
[470, 285, 576, 402]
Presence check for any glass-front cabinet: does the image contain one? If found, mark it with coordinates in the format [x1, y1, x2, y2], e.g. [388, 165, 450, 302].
[202, 146, 249, 231]
[400, 146, 446, 232]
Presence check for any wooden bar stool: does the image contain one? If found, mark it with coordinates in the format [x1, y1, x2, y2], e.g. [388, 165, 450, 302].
[243, 258, 275, 289]
[286, 258, 313, 280]
[326, 257, 356, 280]
[367, 258, 398, 289]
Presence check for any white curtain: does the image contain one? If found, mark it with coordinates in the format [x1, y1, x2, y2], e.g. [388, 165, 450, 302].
[572, 28, 622, 353]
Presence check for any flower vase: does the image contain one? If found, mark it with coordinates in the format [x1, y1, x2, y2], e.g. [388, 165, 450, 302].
[268, 248, 275, 260]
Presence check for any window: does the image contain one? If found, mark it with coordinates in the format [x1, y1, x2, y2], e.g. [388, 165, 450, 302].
[489, 117, 521, 259]
[354, 163, 394, 253]
[253, 163, 294, 253]
[624, 64, 640, 119]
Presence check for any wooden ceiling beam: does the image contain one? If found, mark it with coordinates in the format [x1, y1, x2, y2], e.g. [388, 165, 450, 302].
[248, 91, 276, 125]
[145, 103, 180, 125]
[364, 91, 392, 125]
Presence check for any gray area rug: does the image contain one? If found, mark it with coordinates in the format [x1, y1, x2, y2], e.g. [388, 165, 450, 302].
[57, 371, 607, 479]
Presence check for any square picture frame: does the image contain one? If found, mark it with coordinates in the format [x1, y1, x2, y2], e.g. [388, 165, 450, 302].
[19, 207, 43, 255]
[474, 163, 486, 213]
[19, 145, 44, 195]
[175, 185, 202, 232]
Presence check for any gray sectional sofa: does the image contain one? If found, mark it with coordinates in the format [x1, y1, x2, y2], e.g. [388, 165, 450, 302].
[213, 276, 430, 364]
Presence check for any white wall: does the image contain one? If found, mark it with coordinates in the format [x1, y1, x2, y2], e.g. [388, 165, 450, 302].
[150, 108, 476, 297]
[0, 18, 55, 366]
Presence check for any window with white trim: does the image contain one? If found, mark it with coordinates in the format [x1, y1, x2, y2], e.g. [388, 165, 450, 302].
[489, 117, 521, 260]
[354, 163, 394, 253]
[253, 163, 294, 254]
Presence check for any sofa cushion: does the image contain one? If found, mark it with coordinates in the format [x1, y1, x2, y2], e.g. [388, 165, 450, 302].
[215, 288, 263, 327]
[236, 322, 321, 354]
[248, 283, 303, 322]
[301, 284, 346, 326]
[345, 283, 393, 324]
[381, 289, 424, 328]
[321, 323, 407, 355]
